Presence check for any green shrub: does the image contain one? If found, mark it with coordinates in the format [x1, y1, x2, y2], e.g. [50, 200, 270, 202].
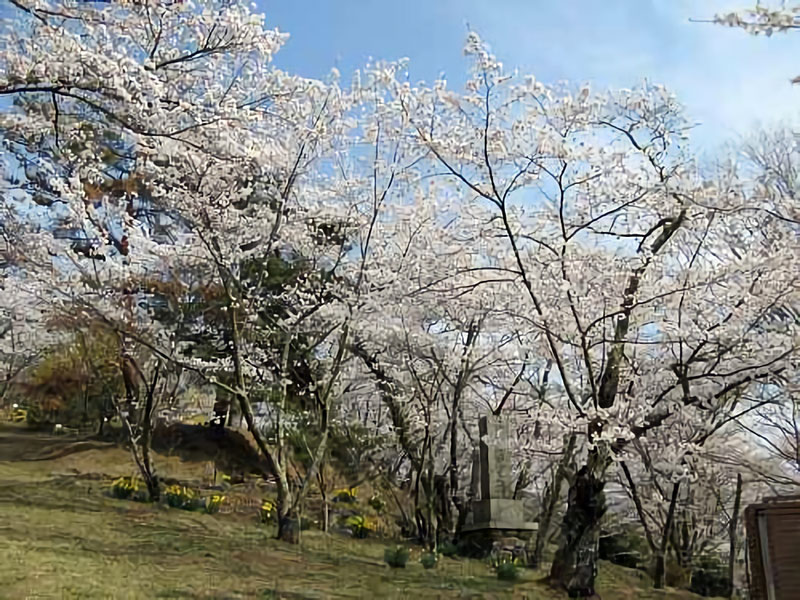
[384, 546, 409, 568]
[420, 553, 438, 570]
[495, 561, 519, 581]
[489, 552, 523, 581]
[438, 540, 458, 558]
[345, 514, 374, 539]
[164, 485, 199, 510]
[110, 477, 149, 502]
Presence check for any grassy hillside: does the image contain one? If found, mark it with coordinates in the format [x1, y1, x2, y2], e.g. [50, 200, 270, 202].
[0, 425, 719, 599]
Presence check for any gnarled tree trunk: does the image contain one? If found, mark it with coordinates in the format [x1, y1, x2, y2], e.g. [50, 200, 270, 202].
[277, 507, 300, 544]
[654, 481, 681, 589]
[549, 448, 609, 597]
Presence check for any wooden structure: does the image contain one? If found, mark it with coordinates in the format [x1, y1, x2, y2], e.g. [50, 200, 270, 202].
[745, 496, 800, 600]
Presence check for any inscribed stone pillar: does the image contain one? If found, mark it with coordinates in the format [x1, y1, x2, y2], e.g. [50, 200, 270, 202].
[479, 415, 513, 499]
[470, 447, 482, 500]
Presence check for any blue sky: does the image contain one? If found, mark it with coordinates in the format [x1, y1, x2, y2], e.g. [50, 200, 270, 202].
[262, 0, 800, 157]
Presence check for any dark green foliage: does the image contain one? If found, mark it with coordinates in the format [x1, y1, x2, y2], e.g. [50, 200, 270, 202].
[23, 404, 48, 429]
[159, 253, 320, 409]
[689, 555, 728, 597]
[383, 546, 409, 568]
[420, 553, 437, 569]
[495, 561, 519, 581]
[438, 541, 459, 558]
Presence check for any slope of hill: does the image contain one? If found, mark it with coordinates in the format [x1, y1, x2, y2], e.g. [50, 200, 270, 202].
[0, 425, 721, 599]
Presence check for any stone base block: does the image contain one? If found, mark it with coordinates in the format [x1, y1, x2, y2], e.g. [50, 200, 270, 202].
[458, 523, 538, 558]
[469, 498, 530, 524]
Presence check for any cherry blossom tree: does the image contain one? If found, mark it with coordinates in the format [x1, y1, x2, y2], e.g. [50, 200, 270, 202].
[350, 284, 544, 545]
[0, 0, 359, 539]
[4, 3, 800, 584]
[368, 32, 800, 594]
[616, 409, 760, 589]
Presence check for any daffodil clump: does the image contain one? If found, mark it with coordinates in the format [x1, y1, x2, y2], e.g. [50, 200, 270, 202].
[344, 514, 375, 539]
[203, 494, 226, 514]
[110, 476, 148, 502]
[259, 499, 276, 523]
[333, 487, 358, 504]
[165, 485, 199, 510]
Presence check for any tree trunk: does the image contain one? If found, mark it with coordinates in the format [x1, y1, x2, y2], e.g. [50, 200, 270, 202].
[448, 402, 462, 539]
[654, 482, 680, 589]
[116, 352, 160, 502]
[322, 494, 329, 534]
[277, 507, 300, 544]
[533, 433, 577, 569]
[140, 368, 160, 502]
[318, 468, 329, 534]
[118, 410, 159, 501]
[727, 473, 743, 598]
[549, 449, 609, 597]
[427, 466, 437, 550]
[448, 330, 475, 540]
[654, 553, 666, 591]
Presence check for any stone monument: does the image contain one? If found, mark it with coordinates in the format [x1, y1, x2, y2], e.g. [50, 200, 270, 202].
[462, 415, 537, 552]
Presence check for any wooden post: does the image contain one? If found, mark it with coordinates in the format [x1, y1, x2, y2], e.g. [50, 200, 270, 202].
[727, 473, 743, 598]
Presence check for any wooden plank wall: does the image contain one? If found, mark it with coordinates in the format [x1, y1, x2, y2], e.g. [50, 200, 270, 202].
[745, 500, 800, 600]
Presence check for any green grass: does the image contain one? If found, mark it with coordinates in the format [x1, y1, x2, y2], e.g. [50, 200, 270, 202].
[0, 425, 719, 598]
